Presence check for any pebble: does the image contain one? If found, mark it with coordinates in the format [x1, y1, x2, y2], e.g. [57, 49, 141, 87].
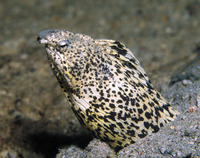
[197, 94, 200, 107]
[182, 79, 192, 86]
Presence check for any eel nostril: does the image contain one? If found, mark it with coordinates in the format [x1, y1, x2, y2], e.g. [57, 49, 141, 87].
[37, 36, 41, 42]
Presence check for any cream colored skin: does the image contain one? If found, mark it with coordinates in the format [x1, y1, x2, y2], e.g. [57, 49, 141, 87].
[38, 29, 179, 151]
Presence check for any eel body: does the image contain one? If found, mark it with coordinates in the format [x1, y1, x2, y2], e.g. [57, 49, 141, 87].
[37, 29, 179, 151]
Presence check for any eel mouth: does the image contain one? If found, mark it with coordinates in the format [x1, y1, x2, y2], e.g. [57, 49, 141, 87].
[37, 30, 72, 92]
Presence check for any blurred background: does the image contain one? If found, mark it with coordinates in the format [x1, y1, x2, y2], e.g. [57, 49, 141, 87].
[0, 0, 199, 157]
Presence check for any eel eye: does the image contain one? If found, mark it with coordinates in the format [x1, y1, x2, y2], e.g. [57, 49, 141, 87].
[58, 40, 70, 47]
[56, 40, 70, 52]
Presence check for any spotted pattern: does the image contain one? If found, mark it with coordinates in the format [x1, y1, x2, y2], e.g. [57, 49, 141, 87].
[38, 29, 179, 151]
